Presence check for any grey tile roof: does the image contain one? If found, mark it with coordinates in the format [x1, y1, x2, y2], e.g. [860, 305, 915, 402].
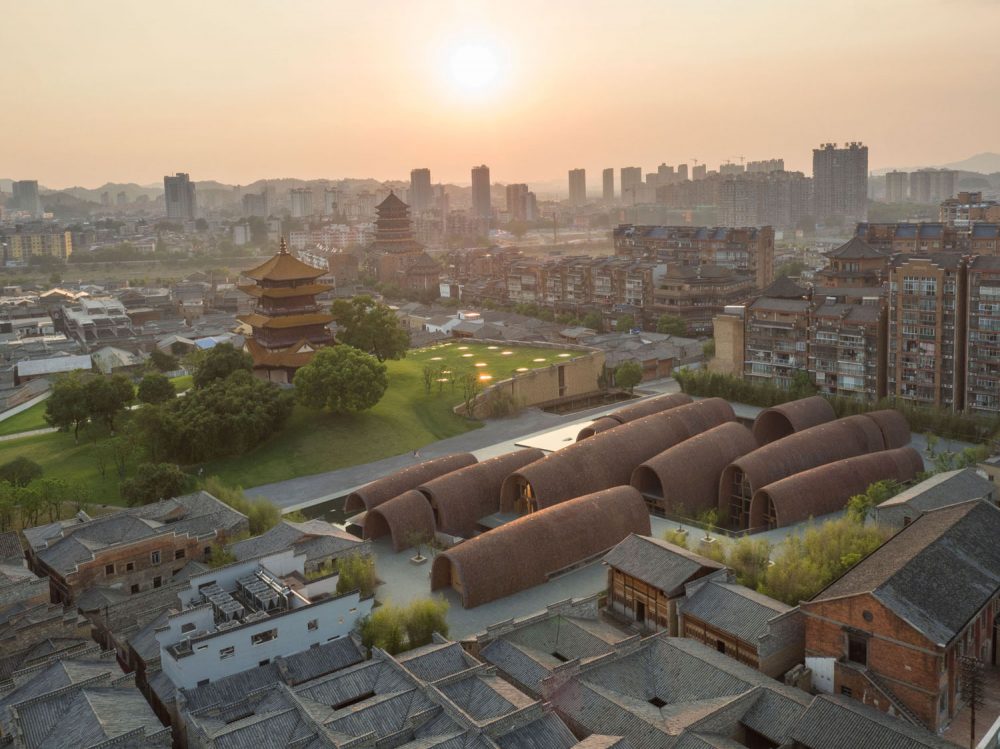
[230, 519, 362, 565]
[815, 500, 1000, 645]
[877, 468, 994, 511]
[0, 531, 23, 562]
[789, 694, 961, 749]
[33, 491, 247, 575]
[603, 535, 725, 596]
[680, 581, 790, 645]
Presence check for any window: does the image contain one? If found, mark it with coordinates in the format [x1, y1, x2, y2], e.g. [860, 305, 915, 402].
[219, 646, 235, 659]
[175, 549, 186, 560]
[181, 622, 196, 633]
[105, 564, 115, 575]
[153, 576, 162, 588]
[307, 619, 318, 631]
[151, 551, 161, 565]
[841, 686, 853, 697]
[126, 562, 135, 572]
[251, 628, 277, 646]
[130, 584, 140, 594]
[847, 633, 868, 666]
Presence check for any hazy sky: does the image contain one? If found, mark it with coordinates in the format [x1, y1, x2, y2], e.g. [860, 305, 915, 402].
[4, 0, 999, 188]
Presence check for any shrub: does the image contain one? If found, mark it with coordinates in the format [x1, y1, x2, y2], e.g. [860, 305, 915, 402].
[336, 553, 377, 598]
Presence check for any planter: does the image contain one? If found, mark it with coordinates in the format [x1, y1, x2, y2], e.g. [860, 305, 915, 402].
[410, 555, 427, 566]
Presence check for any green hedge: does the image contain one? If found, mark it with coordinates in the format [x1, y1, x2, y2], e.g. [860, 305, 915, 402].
[674, 369, 1000, 444]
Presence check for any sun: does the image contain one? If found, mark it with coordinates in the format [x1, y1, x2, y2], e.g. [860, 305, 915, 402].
[449, 43, 500, 91]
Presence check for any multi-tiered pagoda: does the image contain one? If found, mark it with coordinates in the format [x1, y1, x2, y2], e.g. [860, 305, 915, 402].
[238, 238, 334, 383]
[369, 192, 441, 291]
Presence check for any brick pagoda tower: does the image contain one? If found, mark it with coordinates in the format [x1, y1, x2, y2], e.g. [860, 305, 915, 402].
[238, 238, 334, 383]
[368, 191, 440, 291]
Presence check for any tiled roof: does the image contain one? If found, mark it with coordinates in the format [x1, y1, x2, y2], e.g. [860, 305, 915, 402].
[603, 535, 724, 595]
[814, 500, 1000, 645]
[680, 581, 790, 644]
[824, 237, 885, 260]
[230, 520, 362, 565]
[32, 491, 247, 575]
[789, 694, 961, 749]
[878, 468, 994, 511]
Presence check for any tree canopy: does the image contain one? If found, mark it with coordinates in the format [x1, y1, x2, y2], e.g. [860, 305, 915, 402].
[149, 349, 178, 372]
[615, 314, 635, 333]
[614, 360, 643, 392]
[85, 374, 134, 432]
[0, 457, 43, 488]
[120, 462, 191, 506]
[137, 372, 177, 405]
[190, 343, 253, 388]
[656, 314, 687, 336]
[45, 372, 91, 442]
[294, 345, 388, 413]
[137, 370, 293, 463]
[331, 295, 410, 361]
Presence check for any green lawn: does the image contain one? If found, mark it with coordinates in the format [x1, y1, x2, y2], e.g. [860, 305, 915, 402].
[0, 342, 573, 501]
[170, 374, 193, 392]
[0, 400, 50, 437]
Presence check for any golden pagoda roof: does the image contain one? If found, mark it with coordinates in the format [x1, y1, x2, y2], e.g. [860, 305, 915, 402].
[242, 238, 328, 282]
[237, 283, 332, 299]
[246, 338, 324, 369]
[238, 312, 335, 329]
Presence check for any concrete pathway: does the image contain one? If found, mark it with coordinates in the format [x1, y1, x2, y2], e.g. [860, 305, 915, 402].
[0, 391, 50, 422]
[0, 427, 56, 442]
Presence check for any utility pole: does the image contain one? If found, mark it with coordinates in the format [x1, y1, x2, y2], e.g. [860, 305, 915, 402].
[960, 655, 984, 749]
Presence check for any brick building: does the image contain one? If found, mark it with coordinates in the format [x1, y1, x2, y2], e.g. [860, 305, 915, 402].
[887, 254, 966, 410]
[743, 278, 812, 390]
[23, 492, 247, 605]
[801, 500, 1000, 733]
[809, 296, 886, 400]
[965, 255, 1000, 414]
[613, 225, 775, 291]
[652, 264, 754, 335]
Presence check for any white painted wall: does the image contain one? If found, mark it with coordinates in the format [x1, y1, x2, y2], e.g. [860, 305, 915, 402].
[160, 591, 372, 690]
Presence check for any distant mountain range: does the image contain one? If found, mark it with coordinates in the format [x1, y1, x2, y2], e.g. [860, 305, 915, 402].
[939, 152, 1000, 174]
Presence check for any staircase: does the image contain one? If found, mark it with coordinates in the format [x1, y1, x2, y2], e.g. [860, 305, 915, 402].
[854, 664, 929, 730]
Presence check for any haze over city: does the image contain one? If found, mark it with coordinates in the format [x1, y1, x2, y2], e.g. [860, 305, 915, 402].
[4, 0, 1000, 187]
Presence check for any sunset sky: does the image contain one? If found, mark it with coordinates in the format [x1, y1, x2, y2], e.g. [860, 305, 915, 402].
[4, 0, 1000, 188]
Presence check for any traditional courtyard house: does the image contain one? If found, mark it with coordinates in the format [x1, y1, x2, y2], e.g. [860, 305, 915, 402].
[678, 576, 804, 678]
[237, 237, 335, 383]
[230, 518, 368, 574]
[23, 492, 248, 605]
[601, 534, 724, 635]
[875, 467, 997, 530]
[800, 499, 1000, 733]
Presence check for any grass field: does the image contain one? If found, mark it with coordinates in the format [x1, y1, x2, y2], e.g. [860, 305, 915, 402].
[0, 400, 50, 437]
[0, 342, 571, 501]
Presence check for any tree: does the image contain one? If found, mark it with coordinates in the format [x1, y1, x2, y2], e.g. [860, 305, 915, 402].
[357, 598, 448, 655]
[294, 346, 388, 413]
[149, 349, 178, 373]
[403, 598, 449, 646]
[201, 477, 284, 535]
[727, 536, 772, 590]
[85, 374, 134, 432]
[139, 371, 293, 463]
[190, 343, 253, 388]
[846, 479, 901, 524]
[0, 457, 42, 487]
[336, 553, 377, 598]
[137, 373, 176, 405]
[614, 360, 643, 392]
[460, 370, 483, 418]
[45, 372, 91, 442]
[120, 463, 191, 506]
[615, 314, 635, 333]
[331, 295, 410, 361]
[581, 311, 604, 333]
[656, 314, 687, 336]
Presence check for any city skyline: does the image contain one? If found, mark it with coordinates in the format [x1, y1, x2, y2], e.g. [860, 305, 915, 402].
[4, 0, 1000, 187]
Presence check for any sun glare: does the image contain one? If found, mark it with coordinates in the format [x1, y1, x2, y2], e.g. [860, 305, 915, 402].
[449, 43, 499, 91]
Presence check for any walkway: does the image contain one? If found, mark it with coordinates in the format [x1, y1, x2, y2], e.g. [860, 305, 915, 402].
[0, 391, 50, 422]
[0, 427, 56, 442]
